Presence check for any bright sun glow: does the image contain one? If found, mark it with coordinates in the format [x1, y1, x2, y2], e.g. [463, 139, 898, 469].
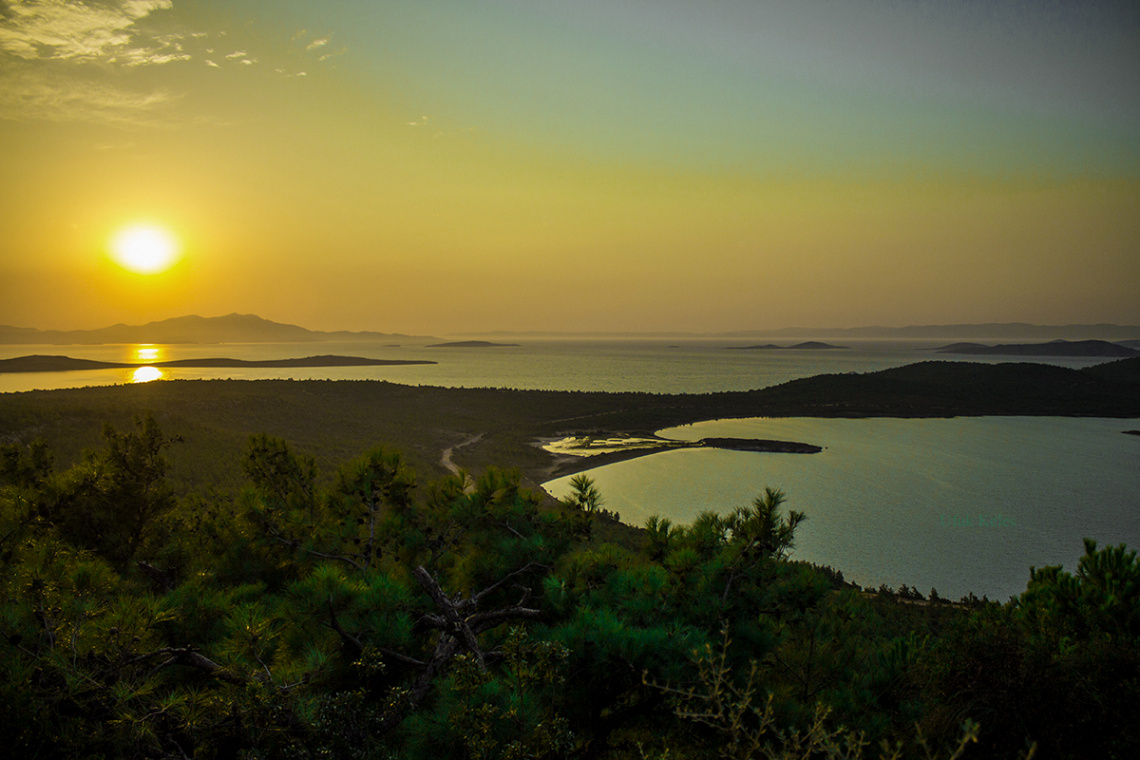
[110, 225, 180, 274]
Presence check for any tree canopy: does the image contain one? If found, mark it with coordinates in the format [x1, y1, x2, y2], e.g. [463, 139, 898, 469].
[0, 416, 1135, 759]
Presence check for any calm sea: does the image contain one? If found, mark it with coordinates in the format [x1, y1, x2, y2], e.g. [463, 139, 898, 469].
[546, 416, 1139, 601]
[0, 338, 1116, 394]
[3, 339, 1136, 598]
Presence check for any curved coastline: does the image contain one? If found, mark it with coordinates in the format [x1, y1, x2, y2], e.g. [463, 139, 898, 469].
[538, 433, 821, 481]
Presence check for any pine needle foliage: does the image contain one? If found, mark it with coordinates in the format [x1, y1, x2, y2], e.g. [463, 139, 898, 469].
[0, 417, 1133, 758]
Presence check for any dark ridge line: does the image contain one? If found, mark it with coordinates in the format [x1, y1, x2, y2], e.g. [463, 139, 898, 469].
[0, 354, 436, 373]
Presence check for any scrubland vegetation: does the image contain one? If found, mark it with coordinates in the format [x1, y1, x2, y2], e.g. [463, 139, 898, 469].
[1, 413, 1137, 759]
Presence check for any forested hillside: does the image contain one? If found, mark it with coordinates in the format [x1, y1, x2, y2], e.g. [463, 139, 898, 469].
[1, 417, 1136, 758]
[2, 358, 1138, 498]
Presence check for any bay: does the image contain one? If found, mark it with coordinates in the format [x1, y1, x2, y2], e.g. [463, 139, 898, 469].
[545, 416, 1140, 601]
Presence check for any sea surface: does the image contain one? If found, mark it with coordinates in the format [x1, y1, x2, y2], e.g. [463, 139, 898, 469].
[546, 416, 1139, 601]
[2, 339, 1136, 599]
[0, 338, 1117, 394]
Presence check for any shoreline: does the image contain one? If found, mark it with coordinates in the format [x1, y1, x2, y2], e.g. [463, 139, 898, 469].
[0, 358, 1136, 503]
[536, 434, 822, 482]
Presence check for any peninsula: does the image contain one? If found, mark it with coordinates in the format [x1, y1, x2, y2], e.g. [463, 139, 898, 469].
[0, 354, 436, 373]
[539, 434, 822, 479]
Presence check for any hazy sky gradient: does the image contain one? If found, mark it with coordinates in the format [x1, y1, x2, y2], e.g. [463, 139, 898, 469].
[2, 0, 1137, 333]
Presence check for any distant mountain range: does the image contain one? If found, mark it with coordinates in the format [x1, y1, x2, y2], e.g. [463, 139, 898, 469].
[0, 314, 440, 346]
[457, 323, 1140, 341]
[718, 323, 1140, 341]
[4, 315, 1140, 346]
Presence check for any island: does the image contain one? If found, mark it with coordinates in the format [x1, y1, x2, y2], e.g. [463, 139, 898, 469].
[0, 354, 436, 373]
[727, 341, 847, 350]
[699, 436, 822, 453]
[425, 341, 520, 348]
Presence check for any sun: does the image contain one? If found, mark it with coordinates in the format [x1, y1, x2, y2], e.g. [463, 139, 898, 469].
[110, 225, 180, 274]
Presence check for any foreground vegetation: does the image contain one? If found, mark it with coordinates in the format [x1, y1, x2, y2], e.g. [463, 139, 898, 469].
[2, 416, 1137, 759]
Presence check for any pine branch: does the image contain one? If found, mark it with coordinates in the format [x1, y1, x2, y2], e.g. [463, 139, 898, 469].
[129, 647, 247, 685]
[325, 597, 364, 659]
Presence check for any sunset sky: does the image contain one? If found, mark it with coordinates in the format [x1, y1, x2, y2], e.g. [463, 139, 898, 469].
[2, 0, 1138, 334]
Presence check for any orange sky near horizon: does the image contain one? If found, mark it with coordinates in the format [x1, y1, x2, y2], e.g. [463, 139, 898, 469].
[2, 1, 1138, 335]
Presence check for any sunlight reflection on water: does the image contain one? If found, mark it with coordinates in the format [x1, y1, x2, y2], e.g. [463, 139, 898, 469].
[131, 366, 164, 383]
[133, 344, 165, 363]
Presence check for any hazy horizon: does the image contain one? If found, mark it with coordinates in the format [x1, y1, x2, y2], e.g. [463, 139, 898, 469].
[2, 1, 1138, 335]
[5, 310, 1140, 345]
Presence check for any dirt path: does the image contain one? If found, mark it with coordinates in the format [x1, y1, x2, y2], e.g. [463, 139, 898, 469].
[441, 433, 485, 475]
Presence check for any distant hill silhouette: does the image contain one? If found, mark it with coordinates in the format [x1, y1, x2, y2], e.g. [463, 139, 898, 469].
[7, 317, 1139, 345]
[0, 314, 440, 345]
[935, 339, 1138, 358]
[742, 357, 1140, 417]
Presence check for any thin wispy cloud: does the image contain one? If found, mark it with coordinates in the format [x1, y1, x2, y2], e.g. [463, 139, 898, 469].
[0, 0, 174, 62]
[292, 28, 343, 65]
[112, 32, 192, 67]
[0, 64, 177, 126]
[0, 2, 341, 125]
[0, 0, 185, 125]
[224, 50, 255, 65]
